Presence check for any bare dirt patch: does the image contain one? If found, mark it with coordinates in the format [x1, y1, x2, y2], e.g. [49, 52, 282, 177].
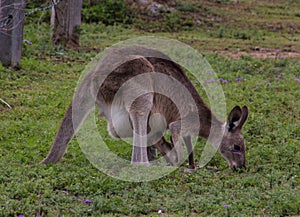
[215, 48, 300, 59]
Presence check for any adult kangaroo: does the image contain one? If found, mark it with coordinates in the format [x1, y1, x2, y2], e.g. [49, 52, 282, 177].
[41, 46, 249, 171]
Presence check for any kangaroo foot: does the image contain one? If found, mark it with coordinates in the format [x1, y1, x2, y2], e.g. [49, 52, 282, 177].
[184, 165, 199, 174]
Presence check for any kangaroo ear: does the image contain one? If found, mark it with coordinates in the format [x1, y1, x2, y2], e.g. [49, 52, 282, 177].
[237, 105, 249, 129]
[227, 106, 248, 132]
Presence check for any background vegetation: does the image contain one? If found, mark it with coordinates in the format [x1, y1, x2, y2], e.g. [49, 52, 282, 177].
[1, 0, 299, 216]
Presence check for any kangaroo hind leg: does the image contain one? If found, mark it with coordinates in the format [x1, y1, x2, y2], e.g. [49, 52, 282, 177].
[129, 93, 153, 165]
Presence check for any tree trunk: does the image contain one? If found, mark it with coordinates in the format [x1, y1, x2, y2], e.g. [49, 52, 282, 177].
[51, 0, 82, 47]
[0, 0, 25, 68]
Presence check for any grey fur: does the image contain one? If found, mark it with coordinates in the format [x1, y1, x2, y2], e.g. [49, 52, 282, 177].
[41, 46, 248, 171]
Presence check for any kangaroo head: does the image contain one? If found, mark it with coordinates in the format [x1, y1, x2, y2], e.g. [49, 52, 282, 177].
[220, 106, 249, 170]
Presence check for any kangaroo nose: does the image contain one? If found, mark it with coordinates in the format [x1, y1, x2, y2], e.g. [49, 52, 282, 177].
[230, 162, 246, 171]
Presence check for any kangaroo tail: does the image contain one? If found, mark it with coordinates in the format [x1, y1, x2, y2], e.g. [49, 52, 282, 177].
[40, 103, 75, 164]
[41, 74, 95, 164]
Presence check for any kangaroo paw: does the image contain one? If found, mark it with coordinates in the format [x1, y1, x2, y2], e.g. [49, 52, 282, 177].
[184, 165, 199, 174]
[131, 161, 151, 166]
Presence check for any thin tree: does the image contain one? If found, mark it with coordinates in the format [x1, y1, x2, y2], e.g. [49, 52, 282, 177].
[51, 0, 82, 47]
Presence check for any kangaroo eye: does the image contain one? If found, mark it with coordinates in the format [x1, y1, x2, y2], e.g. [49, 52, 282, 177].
[233, 145, 241, 152]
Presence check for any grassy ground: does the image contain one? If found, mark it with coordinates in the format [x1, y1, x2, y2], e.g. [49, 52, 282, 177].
[1, 0, 300, 216]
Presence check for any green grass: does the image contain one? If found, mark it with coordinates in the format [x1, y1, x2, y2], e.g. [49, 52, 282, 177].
[1, 0, 300, 216]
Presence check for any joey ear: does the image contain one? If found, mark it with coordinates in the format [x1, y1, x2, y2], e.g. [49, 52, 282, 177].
[227, 105, 249, 132]
[227, 106, 242, 132]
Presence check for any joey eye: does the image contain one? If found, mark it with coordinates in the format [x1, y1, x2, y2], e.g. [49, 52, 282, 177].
[233, 145, 241, 152]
